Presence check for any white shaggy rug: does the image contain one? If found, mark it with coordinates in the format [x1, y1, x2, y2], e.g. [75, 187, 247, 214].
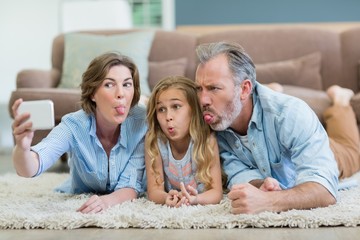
[1, 172, 360, 230]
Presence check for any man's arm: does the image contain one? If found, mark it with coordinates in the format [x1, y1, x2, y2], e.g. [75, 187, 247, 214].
[227, 181, 336, 214]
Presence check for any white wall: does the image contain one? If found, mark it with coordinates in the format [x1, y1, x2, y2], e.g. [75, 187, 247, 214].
[0, 0, 61, 150]
[0, 0, 174, 150]
[0, 0, 61, 105]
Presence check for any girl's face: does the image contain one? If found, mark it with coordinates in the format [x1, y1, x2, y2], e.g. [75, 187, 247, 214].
[156, 88, 192, 144]
[92, 65, 134, 127]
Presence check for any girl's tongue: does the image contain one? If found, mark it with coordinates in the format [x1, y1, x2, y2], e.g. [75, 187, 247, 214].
[115, 106, 125, 115]
[204, 114, 214, 124]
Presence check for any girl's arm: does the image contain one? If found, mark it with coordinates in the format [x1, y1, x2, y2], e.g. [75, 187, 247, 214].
[145, 143, 169, 204]
[145, 142, 186, 207]
[182, 134, 223, 205]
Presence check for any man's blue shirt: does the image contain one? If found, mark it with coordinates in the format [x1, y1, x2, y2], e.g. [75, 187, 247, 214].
[218, 83, 339, 198]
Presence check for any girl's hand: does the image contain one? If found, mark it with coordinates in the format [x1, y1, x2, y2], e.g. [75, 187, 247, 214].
[180, 182, 198, 205]
[165, 189, 188, 207]
[11, 98, 34, 150]
[259, 177, 282, 192]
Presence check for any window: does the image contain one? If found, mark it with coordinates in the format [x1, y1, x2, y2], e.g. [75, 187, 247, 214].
[129, 0, 175, 30]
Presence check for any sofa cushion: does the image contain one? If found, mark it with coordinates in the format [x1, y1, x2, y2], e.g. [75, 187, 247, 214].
[148, 58, 188, 91]
[256, 52, 322, 90]
[59, 31, 155, 96]
[282, 85, 331, 124]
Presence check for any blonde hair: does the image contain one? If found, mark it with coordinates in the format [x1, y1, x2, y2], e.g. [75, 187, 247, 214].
[145, 76, 214, 190]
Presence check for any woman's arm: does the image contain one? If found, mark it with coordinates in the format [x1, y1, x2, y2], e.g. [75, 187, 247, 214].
[11, 98, 40, 177]
[77, 188, 137, 214]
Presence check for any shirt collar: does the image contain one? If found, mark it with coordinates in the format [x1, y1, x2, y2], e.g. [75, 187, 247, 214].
[89, 112, 124, 149]
[249, 82, 263, 132]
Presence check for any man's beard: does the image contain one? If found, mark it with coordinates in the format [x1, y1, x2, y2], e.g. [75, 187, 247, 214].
[210, 89, 242, 131]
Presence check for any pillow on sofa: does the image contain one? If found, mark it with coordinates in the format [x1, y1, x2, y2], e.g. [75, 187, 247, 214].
[59, 31, 155, 96]
[148, 58, 188, 90]
[256, 52, 322, 90]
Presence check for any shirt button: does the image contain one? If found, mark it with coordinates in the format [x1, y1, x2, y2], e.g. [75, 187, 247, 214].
[235, 141, 240, 148]
[252, 142, 256, 147]
[262, 168, 266, 173]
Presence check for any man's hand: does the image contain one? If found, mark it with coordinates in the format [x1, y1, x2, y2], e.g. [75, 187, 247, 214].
[227, 183, 273, 214]
[228, 181, 336, 214]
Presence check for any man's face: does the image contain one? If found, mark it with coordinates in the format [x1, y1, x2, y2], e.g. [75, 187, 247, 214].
[195, 54, 242, 131]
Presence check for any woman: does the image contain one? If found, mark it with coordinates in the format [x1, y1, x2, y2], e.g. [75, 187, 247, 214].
[11, 52, 147, 213]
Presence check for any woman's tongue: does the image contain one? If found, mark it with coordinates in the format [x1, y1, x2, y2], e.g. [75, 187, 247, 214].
[204, 114, 214, 124]
[115, 106, 125, 115]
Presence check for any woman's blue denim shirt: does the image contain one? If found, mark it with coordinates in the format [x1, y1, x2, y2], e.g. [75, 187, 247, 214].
[32, 105, 147, 194]
[218, 82, 339, 198]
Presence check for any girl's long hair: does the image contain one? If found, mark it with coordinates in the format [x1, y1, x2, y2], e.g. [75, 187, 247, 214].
[145, 76, 214, 190]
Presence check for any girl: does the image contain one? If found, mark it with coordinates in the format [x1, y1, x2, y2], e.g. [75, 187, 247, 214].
[145, 76, 223, 207]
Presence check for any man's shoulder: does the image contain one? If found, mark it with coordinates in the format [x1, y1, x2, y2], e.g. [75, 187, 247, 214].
[255, 83, 311, 115]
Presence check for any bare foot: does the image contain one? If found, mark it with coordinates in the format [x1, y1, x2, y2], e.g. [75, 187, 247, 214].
[326, 85, 354, 106]
[265, 82, 284, 93]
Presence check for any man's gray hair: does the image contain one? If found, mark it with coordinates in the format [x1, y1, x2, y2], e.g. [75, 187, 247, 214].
[196, 42, 256, 88]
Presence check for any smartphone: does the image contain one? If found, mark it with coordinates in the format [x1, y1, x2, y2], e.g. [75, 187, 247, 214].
[18, 100, 55, 130]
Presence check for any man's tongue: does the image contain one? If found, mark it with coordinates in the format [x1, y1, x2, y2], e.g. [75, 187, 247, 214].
[115, 106, 125, 115]
[204, 114, 214, 124]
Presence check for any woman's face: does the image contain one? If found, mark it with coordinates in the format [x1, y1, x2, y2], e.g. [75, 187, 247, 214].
[92, 65, 134, 127]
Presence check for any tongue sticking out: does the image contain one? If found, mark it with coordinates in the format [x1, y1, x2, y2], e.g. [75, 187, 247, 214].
[204, 114, 214, 124]
[115, 106, 125, 115]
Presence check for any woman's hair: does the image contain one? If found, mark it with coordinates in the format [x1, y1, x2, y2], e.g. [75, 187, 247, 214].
[196, 41, 256, 91]
[80, 51, 141, 114]
[145, 76, 214, 190]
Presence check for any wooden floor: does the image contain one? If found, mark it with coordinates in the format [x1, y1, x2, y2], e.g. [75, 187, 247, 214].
[1, 151, 360, 240]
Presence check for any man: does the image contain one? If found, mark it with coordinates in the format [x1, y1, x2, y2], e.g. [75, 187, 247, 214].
[195, 41, 360, 214]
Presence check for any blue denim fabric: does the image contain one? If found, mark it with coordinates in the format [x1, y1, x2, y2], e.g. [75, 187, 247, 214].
[218, 83, 339, 198]
[32, 105, 147, 194]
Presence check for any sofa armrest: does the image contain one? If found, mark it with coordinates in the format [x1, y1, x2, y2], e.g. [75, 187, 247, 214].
[16, 68, 61, 88]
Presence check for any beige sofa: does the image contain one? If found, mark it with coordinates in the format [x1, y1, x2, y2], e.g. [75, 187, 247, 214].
[8, 26, 360, 146]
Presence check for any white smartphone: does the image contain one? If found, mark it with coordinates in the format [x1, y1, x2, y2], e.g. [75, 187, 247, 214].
[18, 100, 55, 130]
